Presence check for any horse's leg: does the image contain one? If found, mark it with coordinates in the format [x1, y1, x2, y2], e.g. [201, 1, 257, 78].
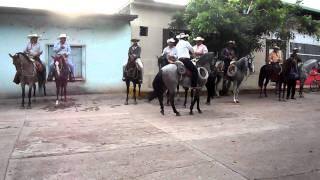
[133, 83, 137, 104]
[125, 80, 129, 105]
[299, 80, 304, 98]
[196, 90, 202, 113]
[189, 90, 197, 115]
[43, 82, 47, 96]
[21, 84, 25, 108]
[27, 84, 32, 109]
[236, 81, 242, 103]
[264, 78, 269, 97]
[158, 93, 164, 115]
[56, 82, 59, 106]
[232, 81, 237, 103]
[176, 85, 180, 101]
[206, 82, 211, 105]
[169, 92, 180, 116]
[183, 87, 188, 108]
[138, 83, 141, 97]
[166, 90, 170, 106]
[190, 89, 194, 105]
[60, 86, 63, 101]
[64, 84, 67, 102]
[33, 83, 36, 102]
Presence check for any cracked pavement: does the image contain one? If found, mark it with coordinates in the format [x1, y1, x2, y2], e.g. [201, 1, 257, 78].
[0, 92, 320, 180]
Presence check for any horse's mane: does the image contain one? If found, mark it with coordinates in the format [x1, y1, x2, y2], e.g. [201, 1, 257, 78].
[16, 52, 30, 60]
[198, 52, 217, 66]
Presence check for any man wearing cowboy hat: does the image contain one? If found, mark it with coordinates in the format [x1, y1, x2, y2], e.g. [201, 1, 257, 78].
[47, 34, 74, 81]
[13, 33, 43, 84]
[269, 45, 283, 64]
[221, 40, 237, 75]
[193, 36, 208, 59]
[290, 47, 302, 64]
[123, 38, 143, 83]
[162, 38, 177, 64]
[176, 32, 198, 88]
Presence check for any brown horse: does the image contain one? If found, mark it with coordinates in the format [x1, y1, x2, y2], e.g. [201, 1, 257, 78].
[124, 57, 141, 105]
[52, 55, 69, 105]
[9, 53, 38, 108]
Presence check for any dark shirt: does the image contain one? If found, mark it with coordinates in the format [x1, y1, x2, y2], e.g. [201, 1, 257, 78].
[221, 47, 236, 61]
[290, 53, 302, 63]
[128, 45, 141, 59]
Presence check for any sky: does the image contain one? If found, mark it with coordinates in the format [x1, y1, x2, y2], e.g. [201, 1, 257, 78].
[0, 0, 318, 15]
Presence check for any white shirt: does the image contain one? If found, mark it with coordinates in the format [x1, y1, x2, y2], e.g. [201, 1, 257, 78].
[176, 39, 194, 59]
[24, 42, 42, 57]
[162, 46, 178, 60]
[193, 44, 208, 58]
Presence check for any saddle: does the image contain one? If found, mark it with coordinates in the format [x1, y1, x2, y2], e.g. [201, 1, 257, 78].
[125, 58, 140, 80]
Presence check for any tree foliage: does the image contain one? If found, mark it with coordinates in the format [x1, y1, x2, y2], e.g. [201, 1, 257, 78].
[170, 0, 320, 56]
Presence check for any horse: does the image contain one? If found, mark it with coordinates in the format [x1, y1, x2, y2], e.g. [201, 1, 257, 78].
[258, 62, 283, 97]
[298, 59, 319, 97]
[149, 55, 211, 116]
[52, 55, 69, 105]
[227, 55, 254, 103]
[182, 52, 218, 106]
[32, 60, 47, 97]
[124, 57, 142, 105]
[9, 53, 37, 108]
[205, 59, 224, 105]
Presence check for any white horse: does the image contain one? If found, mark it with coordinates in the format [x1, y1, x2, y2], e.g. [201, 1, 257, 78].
[227, 55, 254, 103]
[298, 59, 319, 97]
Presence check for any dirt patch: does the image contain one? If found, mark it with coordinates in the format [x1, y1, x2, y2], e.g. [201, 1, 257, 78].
[41, 98, 81, 112]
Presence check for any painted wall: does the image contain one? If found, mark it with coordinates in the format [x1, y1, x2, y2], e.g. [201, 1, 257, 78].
[0, 12, 132, 98]
[130, 4, 179, 89]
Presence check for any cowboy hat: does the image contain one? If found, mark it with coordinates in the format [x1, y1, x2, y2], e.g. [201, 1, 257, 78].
[293, 47, 299, 51]
[273, 45, 280, 49]
[27, 33, 41, 38]
[227, 40, 235, 44]
[58, 33, 68, 39]
[167, 38, 175, 43]
[193, 36, 205, 41]
[176, 33, 189, 39]
[131, 38, 140, 42]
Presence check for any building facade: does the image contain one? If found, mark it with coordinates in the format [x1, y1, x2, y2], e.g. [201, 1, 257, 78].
[0, 7, 136, 98]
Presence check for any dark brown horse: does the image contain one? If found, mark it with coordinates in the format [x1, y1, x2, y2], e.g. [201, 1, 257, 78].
[124, 57, 141, 105]
[9, 53, 37, 108]
[52, 55, 69, 105]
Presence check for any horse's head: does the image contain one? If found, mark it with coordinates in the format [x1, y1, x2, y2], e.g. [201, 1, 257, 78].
[9, 53, 20, 69]
[197, 52, 218, 73]
[247, 54, 255, 74]
[52, 55, 68, 78]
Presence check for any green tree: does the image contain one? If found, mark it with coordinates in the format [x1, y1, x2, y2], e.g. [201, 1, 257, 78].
[170, 0, 320, 57]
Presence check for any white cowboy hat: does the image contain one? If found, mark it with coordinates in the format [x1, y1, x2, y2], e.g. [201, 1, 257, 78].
[273, 45, 280, 49]
[176, 33, 189, 39]
[193, 37, 205, 41]
[58, 33, 68, 39]
[167, 38, 175, 43]
[227, 40, 236, 44]
[27, 33, 41, 38]
[131, 38, 140, 42]
[293, 47, 299, 51]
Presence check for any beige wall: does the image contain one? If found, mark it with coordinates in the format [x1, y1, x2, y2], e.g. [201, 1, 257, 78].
[130, 4, 179, 89]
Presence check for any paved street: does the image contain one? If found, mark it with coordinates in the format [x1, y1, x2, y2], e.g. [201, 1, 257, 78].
[0, 92, 320, 180]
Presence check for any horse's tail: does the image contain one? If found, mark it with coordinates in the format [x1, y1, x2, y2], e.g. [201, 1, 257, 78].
[258, 65, 266, 88]
[149, 70, 165, 101]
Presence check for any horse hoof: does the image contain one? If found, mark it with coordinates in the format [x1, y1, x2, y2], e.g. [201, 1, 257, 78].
[20, 105, 25, 109]
[176, 112, 181, 116]
[55, 100, 59, 106]
[236, 101, 240, 103]
[124, 101, 128, 105]
[189, 111, 193, 115]
[134, 101, 138, 105]
[198, 110, 202, 114]
[26, 105, 32, 109]
[183, 105, 187, 108]
[160, 110, 164, 115]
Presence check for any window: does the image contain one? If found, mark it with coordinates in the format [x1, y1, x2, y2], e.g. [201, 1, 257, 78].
[47, 44, 86, 80]
[140, 26, 148, 36]
[290, 42, 320, 62]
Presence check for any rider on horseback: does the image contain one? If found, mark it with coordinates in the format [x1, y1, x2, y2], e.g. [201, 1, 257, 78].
[193, 36, 208, 59]
[162, 38, 177, 64]
[176, 33, 198, 89]
[221, 40, 237, 76]
[268, 45, 283, 74]
[122, 38, 143, 83]
[47, 34, 74, 82]
[14, 34, 43, 84]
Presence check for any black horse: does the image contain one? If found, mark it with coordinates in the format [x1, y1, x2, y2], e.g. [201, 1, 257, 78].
[124, 57, 142, 105]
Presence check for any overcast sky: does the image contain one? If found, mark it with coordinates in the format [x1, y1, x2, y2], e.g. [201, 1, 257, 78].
[0, 0, 318, 15]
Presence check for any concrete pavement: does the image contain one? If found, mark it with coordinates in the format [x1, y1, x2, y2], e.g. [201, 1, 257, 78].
[0, 92, 320, 180]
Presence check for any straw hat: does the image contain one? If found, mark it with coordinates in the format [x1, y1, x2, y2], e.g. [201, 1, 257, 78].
[193, 36, 205, 41]
[176, 33, 189, 39]
[273, 45, 280, 49]
[58, 34, 68, 39]
[293, 47, 299, 51]
[131, 38, 140, 42]
[27, 33, 41, 38]
[167, 38, 175, 43]
[227, 40, 236, 45]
